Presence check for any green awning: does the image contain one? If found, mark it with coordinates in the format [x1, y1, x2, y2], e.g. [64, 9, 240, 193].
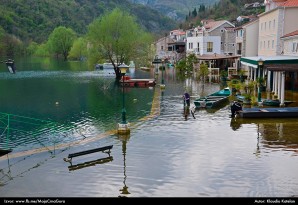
[240, 55, 298, 70]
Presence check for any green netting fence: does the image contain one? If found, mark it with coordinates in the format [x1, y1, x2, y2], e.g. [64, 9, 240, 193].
[0, 112, 83, 153]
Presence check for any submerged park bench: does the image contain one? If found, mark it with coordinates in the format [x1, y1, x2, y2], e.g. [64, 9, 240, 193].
[64, 145, 113, 163]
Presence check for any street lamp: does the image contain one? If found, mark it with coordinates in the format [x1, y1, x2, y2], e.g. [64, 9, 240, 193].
[257, 58, 264, 103]
[152, 55, 161, 79]
[118, 63, 130, 134]
[160, 59, 167, 88]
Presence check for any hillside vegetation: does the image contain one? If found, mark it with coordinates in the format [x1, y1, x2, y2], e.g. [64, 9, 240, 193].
[129, 0, 218, 20]
[0, 0, 177, 44]
[181, 0, 264, 29]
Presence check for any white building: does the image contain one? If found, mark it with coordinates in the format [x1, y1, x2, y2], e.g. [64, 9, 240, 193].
[186, 36, 221, 55]
[186, 20, 235, 56]
[281, 30, 298, 56]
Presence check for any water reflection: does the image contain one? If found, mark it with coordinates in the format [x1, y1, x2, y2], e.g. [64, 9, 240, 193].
[118, 134, 130, 197]
[0, 155, 12, 186]
[230, 118, 298, 155]
[230, 117, 242, 131]
[254, 133, 261, 157]
[68, 156, 113, 172]
[1, 57, 298, 197]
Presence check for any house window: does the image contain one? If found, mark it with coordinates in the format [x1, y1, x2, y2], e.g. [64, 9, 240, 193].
[197, 42, 200, 51]
[221, 29, 224, 33]
[288, 42, 291, 52]
[292, 42, 297, 52]
[260, 41, 262, 49]
[273, 19, 275, 29]
[188, 42, 193, 49]
[261, 23, 263, 31]
[207, 42, 213, 52]
[272, 40, 274, 49]
[269, 21, 271, 30]
[161, 46, 164, 50]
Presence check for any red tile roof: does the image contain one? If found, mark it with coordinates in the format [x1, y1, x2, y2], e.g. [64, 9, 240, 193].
[170, 30, 186, 35]
[277, 0, 298, 7]
[281, 30, 298, 38]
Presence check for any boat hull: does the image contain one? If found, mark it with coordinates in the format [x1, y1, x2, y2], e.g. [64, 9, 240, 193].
[238, 107, 298, 118]
[194, 87, 231, 109]
[262, 99, 294, 107]
[194, 96, 229, 108]
[120, 79, 156, 87]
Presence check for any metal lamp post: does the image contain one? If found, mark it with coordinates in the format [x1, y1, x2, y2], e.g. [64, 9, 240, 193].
[257, 58, 264, 103]
[118, 63, 130, 134]
[152, 55, 161, 79]
[160, 59, 166, 89]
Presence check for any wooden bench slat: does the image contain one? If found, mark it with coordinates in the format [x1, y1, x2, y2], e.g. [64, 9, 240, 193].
[68, 145, 113, 159]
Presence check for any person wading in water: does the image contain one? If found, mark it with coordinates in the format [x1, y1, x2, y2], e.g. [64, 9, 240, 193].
[183, 92, 196, 120]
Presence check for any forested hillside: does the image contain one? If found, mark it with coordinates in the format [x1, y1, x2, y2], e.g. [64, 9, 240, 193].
[181, 0, 264, 29]
[129, 0, 218, 20]
[0, 0, 177, 43]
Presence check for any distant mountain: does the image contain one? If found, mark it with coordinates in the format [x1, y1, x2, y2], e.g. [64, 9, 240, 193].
[0, 0, 177, 43]
[128, 0, 219, 20]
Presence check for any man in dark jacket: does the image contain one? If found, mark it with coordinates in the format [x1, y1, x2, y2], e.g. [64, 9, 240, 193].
[183, 92, 190, 107]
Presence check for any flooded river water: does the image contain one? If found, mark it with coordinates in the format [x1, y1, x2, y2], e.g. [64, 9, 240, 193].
[0, 58, 297, 197]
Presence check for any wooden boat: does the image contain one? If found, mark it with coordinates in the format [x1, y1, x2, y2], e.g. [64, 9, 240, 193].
[95, 63, 114, 70]
[235, 94, 251, 104]
[194, 96, 229, 108]
[140, 67, 151, 71]
[194, 87, 231, 108]
[209, 87, 231, 96]
[262, 99, 294, 107]
[237, 107, 298, 118]
[120, 76, 156, 87]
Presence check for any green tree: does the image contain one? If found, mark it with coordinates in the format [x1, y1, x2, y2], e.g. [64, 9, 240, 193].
[87, 8, 153, 79]
[27, 42, 39, 56]
[198, 63, 209, 83]
[192, 8, 197, 17]
[176, 54, 197, 79]
[2, 34, 23, 57]
[47, 26, 76, 60]
[34, 43, 50, 57]
[68, 37, 88, 61]
[0, 26, 5, 57]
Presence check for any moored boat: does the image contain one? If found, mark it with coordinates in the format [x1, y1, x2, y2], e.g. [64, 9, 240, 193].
[262, 99, 294, 107]
[209, 87, 231, 96]
[140, 67, 151, 71]
[194, 87, 231, 108]
[237, 107, 298, 118]
[120, 76, 156, 87]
